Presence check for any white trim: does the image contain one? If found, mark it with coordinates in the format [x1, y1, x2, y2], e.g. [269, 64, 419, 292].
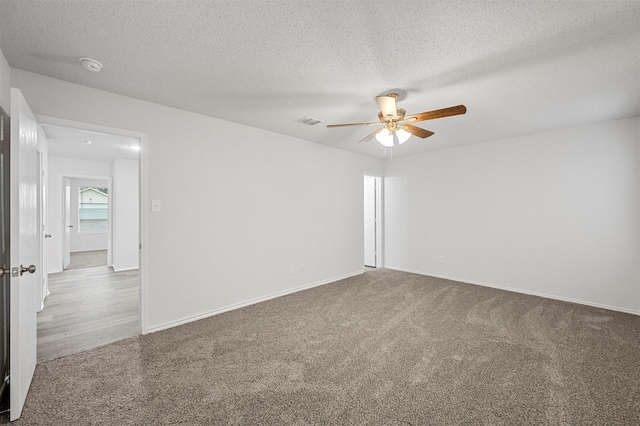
[139, 133, 148, 334]
[384, 266, 640, 316]
[35, 114, 145, 140]
[147, 270, 363, 334]
[111, 266, 139, 272]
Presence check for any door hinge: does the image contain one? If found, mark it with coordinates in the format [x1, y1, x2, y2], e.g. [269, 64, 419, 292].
[4, 374, 9, 384]
[11, 267, 18, 277]
[139, 243, 142, 250]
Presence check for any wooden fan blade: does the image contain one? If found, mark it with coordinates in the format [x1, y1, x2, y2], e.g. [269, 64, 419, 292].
[376, 94, 398, 119]
[405, 105, 467, 122]
[358, 128, 384, 143]
[403, 124, 434, 139]
[326, 121, 380, 128]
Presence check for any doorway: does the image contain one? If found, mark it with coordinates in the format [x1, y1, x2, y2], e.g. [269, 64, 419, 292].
[364, 175, 382, 268]
[62, 176, 111, 271]
[36, 117, 145, 361]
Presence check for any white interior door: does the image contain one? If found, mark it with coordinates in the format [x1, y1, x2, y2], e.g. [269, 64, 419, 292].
[364, 176, 376, 267]
[38, 149, 48, 312]
[9, 88, 40, 420]
[63, 177, 71, 269]
[0, 101, 10, 417]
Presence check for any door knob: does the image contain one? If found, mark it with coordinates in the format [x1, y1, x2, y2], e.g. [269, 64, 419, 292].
[20, 265, 36, 276]
[68, 225, 74, 228]
[45, 234, 52, 238]
[0, 267, 9, 278]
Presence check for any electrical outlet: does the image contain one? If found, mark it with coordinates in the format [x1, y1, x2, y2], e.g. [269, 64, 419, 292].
[288, 266, 294, 275]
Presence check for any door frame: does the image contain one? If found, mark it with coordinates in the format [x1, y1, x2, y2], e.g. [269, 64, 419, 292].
[363, 173, 383, 268]
[35, 115, 149, 334]
[37, 149, 48, 312]
[60, 174, 113, 269]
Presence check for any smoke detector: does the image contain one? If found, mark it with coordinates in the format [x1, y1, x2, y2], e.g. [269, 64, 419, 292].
[79, 57, 103, 72]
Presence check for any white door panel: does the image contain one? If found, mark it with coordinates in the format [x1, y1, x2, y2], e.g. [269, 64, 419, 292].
[38, 148, 48, 312]
[63, 177, 70, 269]
[364, 176, 376, 267]
[9, 88, 39, 421]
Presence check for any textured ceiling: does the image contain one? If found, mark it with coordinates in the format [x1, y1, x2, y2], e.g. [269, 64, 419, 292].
[1, 1, 639, 159]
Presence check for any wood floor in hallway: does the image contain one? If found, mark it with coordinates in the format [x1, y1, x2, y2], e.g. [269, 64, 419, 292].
[37, 266, 139, 363]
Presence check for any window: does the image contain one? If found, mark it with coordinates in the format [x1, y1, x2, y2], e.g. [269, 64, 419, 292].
[78, 187, 108, 232]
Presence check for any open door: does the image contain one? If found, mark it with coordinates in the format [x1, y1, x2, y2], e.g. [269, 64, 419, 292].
[364, 175, 377, 267]
[0, 104, 10, 413]
[9, 89, 39, 420]
[63, 177, 71, 270]
[37, 147, 49, 312]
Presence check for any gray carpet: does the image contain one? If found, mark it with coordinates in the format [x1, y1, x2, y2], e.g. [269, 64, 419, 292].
[8, 269, 640, 424]
[66, 250, 107, 270]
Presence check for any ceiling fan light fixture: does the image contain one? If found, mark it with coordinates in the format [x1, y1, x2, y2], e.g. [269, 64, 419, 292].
[375, 129, 394, 147]
[326, 92, 466, 148]
[396, 128, 411, 144]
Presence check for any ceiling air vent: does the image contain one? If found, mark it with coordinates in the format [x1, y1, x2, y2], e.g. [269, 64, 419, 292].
[295, 116, 322, 126]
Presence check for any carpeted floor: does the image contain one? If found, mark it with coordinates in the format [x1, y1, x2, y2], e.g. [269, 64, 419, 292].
[66, 250, 108, 270]
[7, 269, 640, 424]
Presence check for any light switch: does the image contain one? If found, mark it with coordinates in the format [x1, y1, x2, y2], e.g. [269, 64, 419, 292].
[151, 200, 161, 212]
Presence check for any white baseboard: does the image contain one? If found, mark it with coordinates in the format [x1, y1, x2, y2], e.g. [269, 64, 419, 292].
[112, 265, 139, 272]
[147, 270, 364, 334]
[384, 265, 640, 316]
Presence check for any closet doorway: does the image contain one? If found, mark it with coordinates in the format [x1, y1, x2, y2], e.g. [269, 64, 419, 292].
[364, 175, 382, 268]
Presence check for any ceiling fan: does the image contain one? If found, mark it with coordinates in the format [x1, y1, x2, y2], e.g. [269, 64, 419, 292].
[326, 93, 466, 147]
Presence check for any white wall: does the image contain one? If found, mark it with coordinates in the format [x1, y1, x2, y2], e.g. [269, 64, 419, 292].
[12, 69, 384, 330]
[47, 157, 112, 272]
[69, 178, 109, 253]
[0, 49, 9, 113]
[112, 159, 138, 271]
[385, 117, 640, 314]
